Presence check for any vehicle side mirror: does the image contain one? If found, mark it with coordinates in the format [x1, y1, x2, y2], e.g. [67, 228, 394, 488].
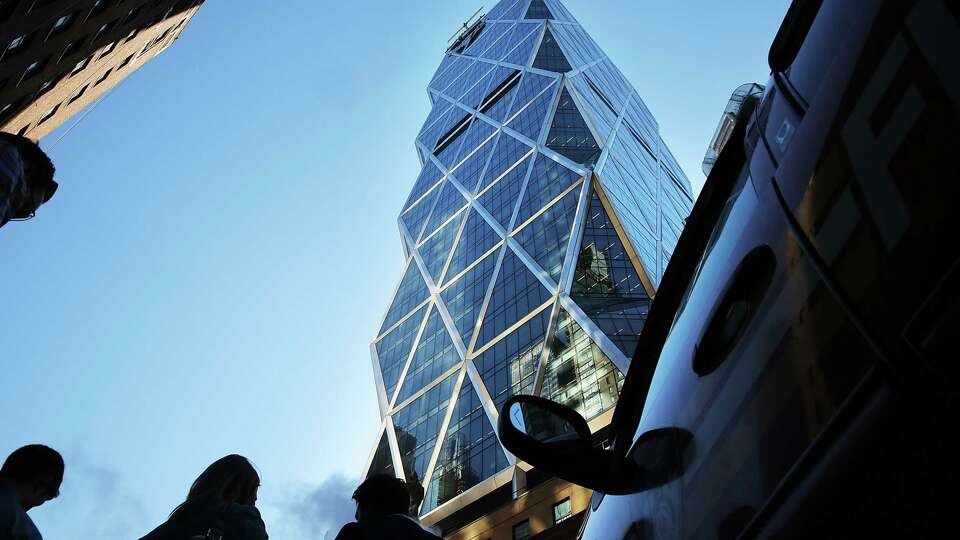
[499, 395, 693, 495]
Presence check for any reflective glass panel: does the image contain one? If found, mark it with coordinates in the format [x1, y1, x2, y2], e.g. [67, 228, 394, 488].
[475, 250, 551, 349]
[452, 139, 494, 194]
[401, 185, 440, 242]
[514, 153, 581, 227]
[513, 185, 581, 283]
[532, 28, 571, 72]
[420, 211, 466, 283]
[525, 0, 555, 19]
[477, 155, 533, 230]
[420, 377, 510, 514]
[423, 181, 469, 239]
[445, 210, 502, 282]
[367, 431, 396, 478]
[541, 310, 623, 420]
[404, 161, 444, 212]
[506, 83, 556, 142]
[475, 306, 551, 409]
[570, 192, 651, 356]
[380, 262, 431, 335]
[377, 304, 429, 401]
[507, 72, 554, 121]
[454, 118, 497, 166]
[441, 250, 499, 346]
[396, 309, 461, 403]
[476, 132, 533, 194]
[503, 24, 543, 66]
[393, 371, 458, 487]
[546, 88, 600, 164]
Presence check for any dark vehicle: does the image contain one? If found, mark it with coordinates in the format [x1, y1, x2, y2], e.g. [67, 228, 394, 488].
[499, 0, 959, 537]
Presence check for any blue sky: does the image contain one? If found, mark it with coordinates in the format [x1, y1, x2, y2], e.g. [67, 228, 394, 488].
[0, 1, 788, 538]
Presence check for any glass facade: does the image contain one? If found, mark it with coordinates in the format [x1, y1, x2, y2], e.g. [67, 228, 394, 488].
[365, 0, 694, 517]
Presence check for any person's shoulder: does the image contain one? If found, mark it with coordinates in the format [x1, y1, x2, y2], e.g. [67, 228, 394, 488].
[220, 504, 267, 540]
[333, 522, 363, 540]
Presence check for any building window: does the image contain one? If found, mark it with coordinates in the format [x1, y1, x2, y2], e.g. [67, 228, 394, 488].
[17, 124, 30, 136]
[36, 77, 56, 96]
[68, 84, 87, 104]
[5, 32, 31, 55]
[37, 103, 59, 125]
[1, 0, 20, 23]
[59, 36, 86, 62]
[93, 19, 117, 42]
[552, 498, 572, 524]
[29, 0, 58, 12]
[88, 0, 110, 18]
[48, 11, 75, 37]
[94, 68, 112, 86]
[512, 520, 531, 540]
[117, 53, 134, 70]
[0, 98, 22, 121]
[99, 41, 116, 58]
[124, 6, 140, 22]
[70, 56, 89, 75]
[19, 58, 46, 84]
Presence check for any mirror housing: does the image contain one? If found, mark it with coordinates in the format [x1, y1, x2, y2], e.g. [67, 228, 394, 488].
[499, 395, 692, 495]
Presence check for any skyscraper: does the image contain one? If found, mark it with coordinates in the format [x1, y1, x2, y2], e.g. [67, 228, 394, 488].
[365, 0, 694, 536]
[1, 0, 205, 140]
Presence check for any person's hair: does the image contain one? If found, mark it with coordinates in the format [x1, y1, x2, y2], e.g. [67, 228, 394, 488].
[169, 455, 260, 523]
[352, 474, 410, 518]
[0, 131, 57, 217]
[0, 445, 64, 486]
[0, 132, 55, 184]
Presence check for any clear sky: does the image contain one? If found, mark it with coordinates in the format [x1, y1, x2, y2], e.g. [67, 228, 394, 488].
[0, 1, 788, 538]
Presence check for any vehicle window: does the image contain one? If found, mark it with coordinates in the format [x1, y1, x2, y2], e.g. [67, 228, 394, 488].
[785, 2, 859, 104]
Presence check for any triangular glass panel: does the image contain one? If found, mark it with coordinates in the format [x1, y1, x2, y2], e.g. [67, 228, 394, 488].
[481, 22, 520, 62]
[396, 309, 461, 404]
[404, 161, 443, 212]
[435, 116, 471, 170]
[532, 27, 571, 72]
[454, 118, 497, 166]
[475, 250, 552, 350]
[418, 101, 454, 146]
[506, 83, 556, 142]
[464, 21, 512, 58]
[445, 210, 501, 283]
[420, 377, 510, 515]
[401, 183, 440, 242]
[376, 304, 429, 401]
[422, 181, 468, 240]
[546, 88, 601, 164]
[483, 77, 521, 123]
[506, 72, 554, 121]
[475, 306, 551, 409]
[380, 261, 431, 336]
[570, 192, 652, 357]
[503, 23, 543, 67]
[393, 371, 459, 494]
[513, 184, 581, 283]
[366, 431, 396, 479]
[541, 309, 624, 420]
[440, 250, 499, 346]
[419, 210, 466, 283]
[461, 67, 500, 111]
[477, 155, 533, 230]
[475, 132, 533, 194]
[485, 0, 518, 21]
[525, 0, 555, 19]
[499, 0, 527, 21]
[514, 153, 581, 228]
[450, 141, 493, 197]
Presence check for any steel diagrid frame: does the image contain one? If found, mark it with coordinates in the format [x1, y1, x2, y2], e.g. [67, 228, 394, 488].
[386, 302, 434, 410]
[385, 415, 405, 481]
[370, 342, 389, 418]
[369, 0, 698, 520]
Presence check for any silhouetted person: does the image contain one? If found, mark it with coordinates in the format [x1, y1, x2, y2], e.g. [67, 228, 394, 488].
[334, 474, 441, 540]
[0, 132, 57, 230]
[140, 455, 268, 540]
[0, 444, 64, 540]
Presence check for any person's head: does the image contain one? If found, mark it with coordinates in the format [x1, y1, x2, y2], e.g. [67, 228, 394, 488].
[0, 444, 64, 510]
[170, 455, 260, 522]
[0, 131, 57, 220]
[352, 474, 410, 521]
